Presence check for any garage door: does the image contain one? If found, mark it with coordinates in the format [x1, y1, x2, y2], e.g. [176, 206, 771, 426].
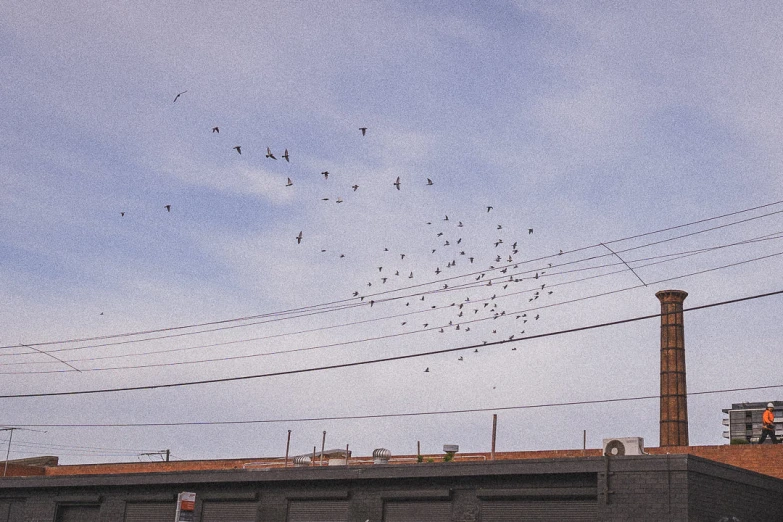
[0, 501, 24, 522]
[124, 502, 177, 522]
[383, 500, 451, 522]
[287, 500, 349, 522]
[201, 500, 258, 522]
[55, 504, 100, 522]
[481, 500, 597, 521]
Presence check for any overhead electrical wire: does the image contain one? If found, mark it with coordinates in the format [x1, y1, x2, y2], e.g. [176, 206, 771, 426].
[3, 199, 783, 352]
[6, 218, 783, 368]
[1, 238, 782, 375]
[0, 288, 780, 398]
[5, 382, 782, 428]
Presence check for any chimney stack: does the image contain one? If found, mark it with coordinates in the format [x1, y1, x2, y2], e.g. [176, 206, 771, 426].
[656, 290, 689, 447]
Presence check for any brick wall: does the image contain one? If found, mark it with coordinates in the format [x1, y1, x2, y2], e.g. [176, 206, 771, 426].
[36, 444, 783, 482]
[0, 463, 47, 476]
[645, 444, 783, 480]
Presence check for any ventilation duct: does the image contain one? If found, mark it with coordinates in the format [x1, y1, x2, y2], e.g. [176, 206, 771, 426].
[372, 448, 391, 464]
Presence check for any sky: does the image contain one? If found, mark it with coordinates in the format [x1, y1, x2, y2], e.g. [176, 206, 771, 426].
[2, 2, 783, 464]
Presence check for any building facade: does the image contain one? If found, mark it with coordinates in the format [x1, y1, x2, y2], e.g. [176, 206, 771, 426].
[1, 454, 783, 521]
[722, 401, 782, 443]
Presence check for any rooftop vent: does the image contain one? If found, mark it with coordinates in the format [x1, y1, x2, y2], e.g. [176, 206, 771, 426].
[292, 455, 311, 467]
[443, 444, 459, 454]
[373, 448, 391, 464]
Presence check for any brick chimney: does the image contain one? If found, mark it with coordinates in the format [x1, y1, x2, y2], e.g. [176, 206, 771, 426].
[656, 290, 689, 447]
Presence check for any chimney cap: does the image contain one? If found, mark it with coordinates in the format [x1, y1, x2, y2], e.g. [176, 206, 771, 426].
[655, 289, 688, 301]
[443, 444, 459, 453]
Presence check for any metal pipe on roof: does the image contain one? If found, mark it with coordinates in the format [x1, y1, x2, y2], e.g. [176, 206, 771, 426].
[320, 431, 326, 466]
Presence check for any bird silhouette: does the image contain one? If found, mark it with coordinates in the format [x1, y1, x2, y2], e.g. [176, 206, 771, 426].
[322, 171, 329, 180]
[120, 212, 125, 217]
[296, 231, 303, 244]
[233, 146, 241, 154]
[426, 178, 433, 185]
[286, 178, 293, 187]
[360, 127, 367, 136]
[352, 184, 359, 191]
[164, 205, 171, 212]
[424, 367, 430, 373]
[487, 206, 493, 212]
[173, 90, 187, 102]
[282, 149, 290, 162]
[529, 228, 533, 234]
[212, 127, 219, 133]
[393, 177, 401, 190]
[266, 147, 277, 160]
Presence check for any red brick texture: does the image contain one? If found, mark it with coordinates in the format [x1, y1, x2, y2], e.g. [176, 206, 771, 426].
[30, 444, 783, 482]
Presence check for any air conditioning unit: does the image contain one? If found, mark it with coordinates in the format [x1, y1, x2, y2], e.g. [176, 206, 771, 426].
[602, 437, 645, 456]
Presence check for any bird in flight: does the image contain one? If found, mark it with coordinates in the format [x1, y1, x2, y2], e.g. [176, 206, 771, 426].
[296, 231, 303, 244]
[352, 184, 359, 191]
[233, 146, 242, 154]
[282, 149, 290, 162]
[393, 177, 401, 190]
[266, 147, 277, 160]
[164, 205, 171, 212]
[336, 197, 343, 203]
[487, 206, 493, 212]
[424, 367, 430, 373]
[173, 90, 187, 102]
[360, 127, 367, 136]
[286, 178, 293, 187]
[212, 127, 219, 133]
[120, 212, 125, 217]
[427, 178, 433, 185]
[529, 229, 533, 234]
[322, 171, 329, 180]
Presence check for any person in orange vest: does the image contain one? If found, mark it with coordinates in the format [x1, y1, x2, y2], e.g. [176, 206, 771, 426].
[758, 403, 779, 444]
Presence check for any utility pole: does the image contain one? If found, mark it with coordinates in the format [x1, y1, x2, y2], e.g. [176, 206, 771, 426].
[1, 427, 47, 477]
[491, 414, 498, 460]
[3, 428, 14, 478]
[320, 431, 326, 466]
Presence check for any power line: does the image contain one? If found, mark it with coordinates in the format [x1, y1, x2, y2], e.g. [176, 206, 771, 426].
[0, 288, 780, 399]
[4, 199, 782, 352]
[6, 227, 783, 371]
[6, 382, 783, 428]
[1, 245, 780, 375]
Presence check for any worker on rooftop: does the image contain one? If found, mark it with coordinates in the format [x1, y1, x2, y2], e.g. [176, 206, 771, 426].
[758, 403, 779, 444]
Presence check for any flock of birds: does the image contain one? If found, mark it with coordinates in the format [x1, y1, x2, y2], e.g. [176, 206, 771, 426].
[118, 90, 556, 380]
[339, 202, 554, 377]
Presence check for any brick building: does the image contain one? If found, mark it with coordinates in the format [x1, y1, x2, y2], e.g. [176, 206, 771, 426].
[1, 446, 783, 521]
[723, 401, 783, 443]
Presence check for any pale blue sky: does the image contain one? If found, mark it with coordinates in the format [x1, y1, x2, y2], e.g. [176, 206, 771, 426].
[1, 2, 782, 463]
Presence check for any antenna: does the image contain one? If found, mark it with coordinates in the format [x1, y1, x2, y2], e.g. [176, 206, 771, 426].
[0, 426, 48, 477]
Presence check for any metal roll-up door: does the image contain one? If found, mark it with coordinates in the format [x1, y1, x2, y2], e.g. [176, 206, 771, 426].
[7, 501, 23, 522]
[383, 500, 451, 522]
[124, 502, 177, 522]
[287, 500, 349, 522]
[481, 500, 597, 521]
[55, 505, 101, 522]
[201, 500, 258, 522]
